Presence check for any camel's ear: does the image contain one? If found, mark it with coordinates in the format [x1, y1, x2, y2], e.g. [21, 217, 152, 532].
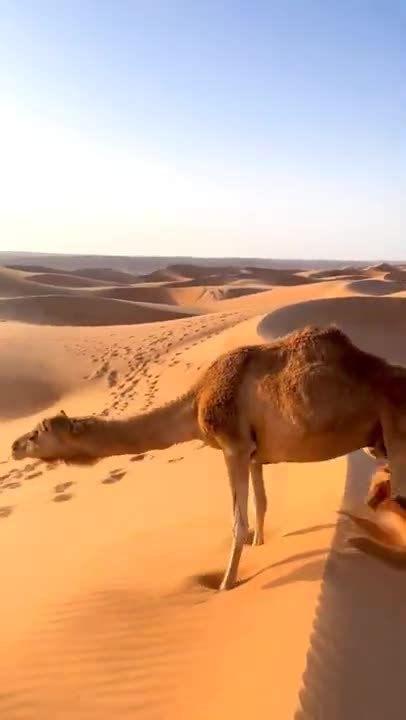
[60, 409, 67, 417]
[40, 419, 51, 432]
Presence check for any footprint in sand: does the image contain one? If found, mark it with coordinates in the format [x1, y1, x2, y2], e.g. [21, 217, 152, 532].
[3, 481, 21, 490]
[0, 506, 13, 519]
[93, 361, 110, 379]
[168, 457, 184, 464]
[130, 453, 147, 462]
[102, 469, 127, 484]
[53, 494, 73, 503]
[108, 370, 118, 387]
[55, 482, 75, 494]
[26, 471, 43, 480]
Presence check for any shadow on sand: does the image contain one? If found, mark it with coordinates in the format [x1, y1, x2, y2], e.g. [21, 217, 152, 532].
[295, 449, 406, 720]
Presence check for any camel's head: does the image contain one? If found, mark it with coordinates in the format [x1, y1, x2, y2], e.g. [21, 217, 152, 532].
[11, 410, 98, 463]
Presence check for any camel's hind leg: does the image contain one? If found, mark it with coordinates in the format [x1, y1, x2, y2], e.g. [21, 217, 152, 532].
[250, 463, 267, 546]
[380, 416, 406, 508]
[220, 451, 250, 591]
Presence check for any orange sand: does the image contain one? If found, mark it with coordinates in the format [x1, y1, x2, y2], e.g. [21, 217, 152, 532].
[1, 259, 406, 719]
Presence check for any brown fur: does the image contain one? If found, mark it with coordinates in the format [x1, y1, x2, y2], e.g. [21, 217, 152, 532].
[11, 324, 406, 590]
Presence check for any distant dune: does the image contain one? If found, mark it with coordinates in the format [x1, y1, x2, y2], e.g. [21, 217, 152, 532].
[346, 278, 406, 296]
[367, 262, 396, 273]
[308, 267, 364, 280]
[383, 268, 406, 282]
[5, 264, 68, 274]
[243, 266, 317, 285]
[0, 294, 199, 326]
[0, 267, 75, 298]
[29, 273, 115, 288]
[69, 268, 142, 284]
[0, 249, 382, 273]
[93, 285, 178, 304]
[137, 268, 188, 283]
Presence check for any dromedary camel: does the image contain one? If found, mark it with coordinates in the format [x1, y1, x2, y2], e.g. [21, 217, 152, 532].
[11, 325, 406, 590]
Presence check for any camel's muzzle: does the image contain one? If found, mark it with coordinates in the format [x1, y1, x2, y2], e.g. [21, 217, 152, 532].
[11, 439, 26, 461]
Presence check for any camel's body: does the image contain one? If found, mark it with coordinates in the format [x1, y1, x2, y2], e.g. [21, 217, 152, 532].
[11, 325, 406, 589]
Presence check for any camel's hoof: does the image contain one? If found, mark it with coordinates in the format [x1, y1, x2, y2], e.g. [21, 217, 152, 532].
[253, 533, 264, 546]
[218, 578, 234, 591]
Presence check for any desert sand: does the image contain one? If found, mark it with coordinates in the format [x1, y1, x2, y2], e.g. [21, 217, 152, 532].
[2, 258, 406, 719]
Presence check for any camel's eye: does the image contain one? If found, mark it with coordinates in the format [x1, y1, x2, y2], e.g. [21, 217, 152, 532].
[29, 431, 39, 441]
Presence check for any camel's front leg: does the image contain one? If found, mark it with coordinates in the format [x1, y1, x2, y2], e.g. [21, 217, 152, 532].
[220, 451, 250, 591]
[250, 462, 267, 545]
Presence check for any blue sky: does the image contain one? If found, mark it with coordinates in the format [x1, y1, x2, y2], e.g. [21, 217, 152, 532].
[0, 0, 405, 258]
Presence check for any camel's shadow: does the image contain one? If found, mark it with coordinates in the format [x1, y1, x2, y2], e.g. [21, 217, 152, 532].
[295, 450, 406, 720]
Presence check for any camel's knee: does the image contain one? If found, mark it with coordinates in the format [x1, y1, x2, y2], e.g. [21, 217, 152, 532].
[233, 515, 249, 545]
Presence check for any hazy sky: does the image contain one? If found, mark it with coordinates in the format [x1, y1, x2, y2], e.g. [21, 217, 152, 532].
[1, 1, 405, 258]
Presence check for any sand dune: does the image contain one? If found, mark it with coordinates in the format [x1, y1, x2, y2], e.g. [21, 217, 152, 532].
[2, 256, 406, 719]
[0, 294, 199, 326]
[5, 263, 68, 273]
[383, 268, 406, 282]
[167, 262, 239, 279]
[345, 278, 406, 296]
[243, 266, 318, 285]
[0, 267, 76, 298]
[367, 262, 396, 274]
[69, 267, 141, 283]
[28, 272, 116, 288]
[212, 284, 266, 299]
[160, 264, 315, 288]
[93, 283, 255, 309]
[258, 295, 406, 362]
[94, 284, 179, 304]
[137, 267, 189, 283]
[308, 266, 363, 280]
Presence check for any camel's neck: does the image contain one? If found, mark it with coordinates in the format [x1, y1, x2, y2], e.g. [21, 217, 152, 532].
[82, 393, 199, 459]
